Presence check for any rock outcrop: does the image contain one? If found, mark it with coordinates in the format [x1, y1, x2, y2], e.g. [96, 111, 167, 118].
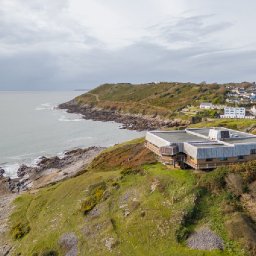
[2, 146, 105, 194]
[59, 100, 189, 131]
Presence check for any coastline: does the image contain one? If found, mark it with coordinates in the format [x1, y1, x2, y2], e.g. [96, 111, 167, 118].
[0, 146, 105, 195]
[59, 99, 190, 131]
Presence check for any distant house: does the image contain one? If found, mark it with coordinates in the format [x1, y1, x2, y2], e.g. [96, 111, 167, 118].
[236, 88, 245, 95]
[200, 103, 213, 109]
[251, 106, 256, 116]
[250, 93, 256, 101]
[220, 107, 246, 119]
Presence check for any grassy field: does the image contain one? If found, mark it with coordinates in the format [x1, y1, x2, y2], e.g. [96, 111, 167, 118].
[9, 139, 249, 256]
[190, 119, 256, 133]
[74, 82, 229, 119]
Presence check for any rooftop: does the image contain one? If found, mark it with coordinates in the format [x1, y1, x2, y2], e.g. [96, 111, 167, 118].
[150, 131, 208, 143]
[150, 127, 256, 147]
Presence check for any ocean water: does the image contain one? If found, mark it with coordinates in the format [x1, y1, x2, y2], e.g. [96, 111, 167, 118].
[0, 91, 144, 177]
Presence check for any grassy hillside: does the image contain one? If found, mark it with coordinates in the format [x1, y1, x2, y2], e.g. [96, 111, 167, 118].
[190, 119, 256, 134]
[8, 138, 256, 256]
[74, 82, 229, 119]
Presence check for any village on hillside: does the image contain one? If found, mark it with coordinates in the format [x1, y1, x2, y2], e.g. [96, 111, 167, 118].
[181, 82, 256, 120]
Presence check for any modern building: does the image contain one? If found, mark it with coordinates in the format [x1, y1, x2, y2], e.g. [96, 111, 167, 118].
[220, 107, 246, 118]
[145, 128, 256, 170]
[200, 103, 213, 109]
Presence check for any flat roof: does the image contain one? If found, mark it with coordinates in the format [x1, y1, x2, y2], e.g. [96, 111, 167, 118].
[187, 128, 253, 139]
[188, 142, 227, 148]
[150, 127, 256, 146]
[150, 131, 208, 143]
[227, 137, 256, 144]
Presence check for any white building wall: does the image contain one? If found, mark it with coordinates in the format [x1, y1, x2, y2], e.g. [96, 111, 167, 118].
[222, 107, 245, 118]
[145, 132, 170, 148]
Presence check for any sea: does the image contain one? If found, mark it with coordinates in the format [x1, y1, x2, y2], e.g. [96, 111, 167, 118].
[0, 91, 144, 178]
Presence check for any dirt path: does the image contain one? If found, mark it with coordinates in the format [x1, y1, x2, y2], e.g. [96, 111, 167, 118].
[87, 92, 100, 102]
[0, 194, 16, 255]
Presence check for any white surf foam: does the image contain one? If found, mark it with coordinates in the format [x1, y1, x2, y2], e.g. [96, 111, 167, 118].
[58, 115, 84, 122]
[35, 103, 55, 111]
[2, 163, 19, 178]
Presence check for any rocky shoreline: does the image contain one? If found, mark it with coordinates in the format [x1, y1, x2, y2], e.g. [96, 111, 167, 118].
[59, 100, 189, 131]
[0, 146, 105, 195]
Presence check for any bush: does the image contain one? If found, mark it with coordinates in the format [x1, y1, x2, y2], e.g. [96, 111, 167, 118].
[200, 167, 228, 192]
[11, 222, 30, 240]
[41, 250, 58, 256]
[120, 168, 145, 177]
[81, 182, 106, 215]
[229, 161, 256, 184]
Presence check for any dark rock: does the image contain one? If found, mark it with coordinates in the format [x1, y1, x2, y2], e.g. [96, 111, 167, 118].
[59, 101, 190, 131]
[0, 168, 5, 178]
[17, 164, 29, 178]
[38, 156, 61, 169]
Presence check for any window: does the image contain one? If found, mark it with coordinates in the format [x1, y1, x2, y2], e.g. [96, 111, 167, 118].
[251, 149, 256, 155]
[238, 156, 244, 160]
[220, 157, 228, 161]
[206, 158, 213, 162]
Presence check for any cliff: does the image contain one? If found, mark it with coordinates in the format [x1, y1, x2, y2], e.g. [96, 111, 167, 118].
[4, 138, 256, 256]
[59, 82, 229, 130]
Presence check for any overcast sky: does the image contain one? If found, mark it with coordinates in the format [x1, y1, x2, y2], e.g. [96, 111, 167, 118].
[0, 0, 256, 90]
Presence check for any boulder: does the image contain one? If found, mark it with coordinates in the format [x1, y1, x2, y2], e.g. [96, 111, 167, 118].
[0, 168, 5, 178]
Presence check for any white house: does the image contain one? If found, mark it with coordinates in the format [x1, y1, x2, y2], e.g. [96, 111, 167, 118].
[251, 106, 256, 116]
[220, 107, 246, 118]
[200, 103, 213, 109]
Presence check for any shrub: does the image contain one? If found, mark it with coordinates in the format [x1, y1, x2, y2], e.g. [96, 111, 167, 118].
[200, 167, 228, 192]
[120, 168, 145, 177]
[41, 250, 58, 256]
[81, 182, 106, 215]
[229, 161, 256, 184]
[11, 222, 30, 240]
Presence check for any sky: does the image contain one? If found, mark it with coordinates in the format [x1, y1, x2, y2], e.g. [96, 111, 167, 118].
[0, 0, 256, 90]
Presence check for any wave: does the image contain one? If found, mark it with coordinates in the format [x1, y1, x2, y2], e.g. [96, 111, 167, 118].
[58, 115, 84, 122]
[35, 103, 55, 111]
[2, 163, 19, 178]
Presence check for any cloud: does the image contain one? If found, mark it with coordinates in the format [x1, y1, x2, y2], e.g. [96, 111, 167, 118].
[0, 0, 255, 90]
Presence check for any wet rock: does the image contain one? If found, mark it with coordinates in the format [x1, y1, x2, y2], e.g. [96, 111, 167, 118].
[17, 164, 31, 178]
[59, 101, 190, 131]
[38, 156, 61, 169]
[0, 168, 5, 178]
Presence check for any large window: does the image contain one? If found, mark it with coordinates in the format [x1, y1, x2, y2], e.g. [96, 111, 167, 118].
[206, 158, 213, 162]
[251, 149, 256, 155]
[238, 156, 244, 160]
[220, 157, 228, 161]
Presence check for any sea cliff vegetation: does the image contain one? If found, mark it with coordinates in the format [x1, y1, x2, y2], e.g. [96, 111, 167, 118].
[7, 138, 256, 255]
[59, 82, 256, 130]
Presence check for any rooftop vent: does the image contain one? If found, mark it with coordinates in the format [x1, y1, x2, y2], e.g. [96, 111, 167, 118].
[208, 129, 230, 141]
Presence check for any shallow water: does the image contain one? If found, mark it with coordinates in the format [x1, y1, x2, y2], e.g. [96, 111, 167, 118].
[0, 91, 144, 177]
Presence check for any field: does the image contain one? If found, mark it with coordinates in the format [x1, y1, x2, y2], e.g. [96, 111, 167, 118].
[74, 82, 228, 119]
[9, 139, 251, 256]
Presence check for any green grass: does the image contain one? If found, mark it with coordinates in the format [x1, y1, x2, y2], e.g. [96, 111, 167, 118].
[74, 82, 230, 119]
[189, 119, 256, 132]
[9, 141, 248, 256]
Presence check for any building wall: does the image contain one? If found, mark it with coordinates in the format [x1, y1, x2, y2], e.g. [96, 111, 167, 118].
[223, 107, 245, 118]
[186, 154, 256, 169]
[145, 132, 170, 148]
